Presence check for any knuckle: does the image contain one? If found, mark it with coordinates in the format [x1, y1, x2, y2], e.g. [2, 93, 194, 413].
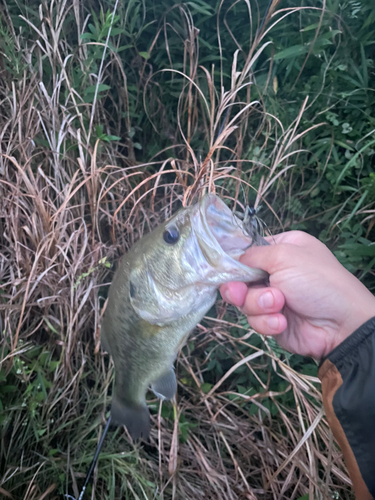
[272, 244, 291, 264]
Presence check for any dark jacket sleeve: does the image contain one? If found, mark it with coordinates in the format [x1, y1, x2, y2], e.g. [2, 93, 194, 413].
[318, 317, 375, 500]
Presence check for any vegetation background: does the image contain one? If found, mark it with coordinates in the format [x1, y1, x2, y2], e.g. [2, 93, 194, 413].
[0, 0, 374, 498]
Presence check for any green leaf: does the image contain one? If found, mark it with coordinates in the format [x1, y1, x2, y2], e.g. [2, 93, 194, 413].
[36, 391, 45, 402]
[84, 84, 111, 95]
[316, 30, 341, 40]
[44, 317, 59, 335]
[249, 404, 258, 416]
[117, 44, 133, 53]
[80, 33, 95, 40]
[2, 385, 17, 393]
[160, 404, 173, 419]
[336, 139, 375, 185]
[274, 44, 308, 60]
[110, 28, 124, 36]
[48, 361, 60, 372]
[105, 135, 121, 142]
[186, 2, 213, 15]
[339, 243, 375, 257]
[300, 23, 320, 32]
[200, 383, 212, 394]
[139, 51, 150, 60]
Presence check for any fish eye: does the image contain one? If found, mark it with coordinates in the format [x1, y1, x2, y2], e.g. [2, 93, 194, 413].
[163, 226, 180, 245]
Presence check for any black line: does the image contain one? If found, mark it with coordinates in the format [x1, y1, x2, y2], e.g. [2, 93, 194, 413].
[65, 415, 112, 500]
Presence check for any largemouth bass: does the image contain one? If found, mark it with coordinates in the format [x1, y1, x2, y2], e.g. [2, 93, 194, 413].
[101, 194, 268, 439]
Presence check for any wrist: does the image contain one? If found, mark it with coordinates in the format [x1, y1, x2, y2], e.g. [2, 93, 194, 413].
[334, 293, 375, 353]
[323, 316, 375, 365]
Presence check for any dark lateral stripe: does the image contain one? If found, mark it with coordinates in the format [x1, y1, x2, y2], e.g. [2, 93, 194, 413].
[319, 358, 374, 500]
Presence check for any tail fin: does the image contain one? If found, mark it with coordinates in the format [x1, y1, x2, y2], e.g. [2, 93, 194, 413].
[111, 396, 150, 440]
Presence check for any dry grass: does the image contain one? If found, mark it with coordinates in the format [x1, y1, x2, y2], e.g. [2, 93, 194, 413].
[0, 1, 353, 499]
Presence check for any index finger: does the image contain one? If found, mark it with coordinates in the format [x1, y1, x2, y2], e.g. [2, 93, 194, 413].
[264, 230, 318, 247]
[241, 231, 317, 275]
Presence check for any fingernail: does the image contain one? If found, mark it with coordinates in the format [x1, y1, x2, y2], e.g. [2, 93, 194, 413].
[258, 291, 274, 309]
[267, 316, 279, 330]
[222, 289, 232, 303]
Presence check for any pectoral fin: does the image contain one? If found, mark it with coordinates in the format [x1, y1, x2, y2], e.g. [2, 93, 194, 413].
[151, 368, 177, 400]
[100, 332, 110, 354]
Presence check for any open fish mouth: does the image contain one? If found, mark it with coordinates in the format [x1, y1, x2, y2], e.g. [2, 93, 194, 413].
[187, 194, 269, 284]
[199, 194, 261, 259]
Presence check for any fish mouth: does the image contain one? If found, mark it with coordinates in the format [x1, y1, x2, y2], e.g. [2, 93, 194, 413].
[199, 194, 256, 259]
[187, 194, 268, 284]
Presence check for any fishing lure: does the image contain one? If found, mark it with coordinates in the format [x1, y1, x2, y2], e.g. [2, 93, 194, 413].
[234, 204, 271, 248]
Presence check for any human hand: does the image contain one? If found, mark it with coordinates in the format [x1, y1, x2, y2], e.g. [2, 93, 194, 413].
[220, 231, 375, 359]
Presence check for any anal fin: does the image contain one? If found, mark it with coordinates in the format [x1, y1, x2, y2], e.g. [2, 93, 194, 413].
[151, 368, 177, 401]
